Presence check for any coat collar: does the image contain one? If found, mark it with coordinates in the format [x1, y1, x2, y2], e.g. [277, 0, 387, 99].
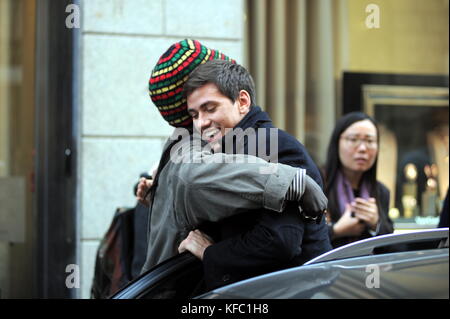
[234, 106, 272, 130]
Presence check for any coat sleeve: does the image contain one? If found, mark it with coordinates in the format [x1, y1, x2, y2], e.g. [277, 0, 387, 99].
[376, 182, 394, 235]
[202, 135, 329, 289]
[171, 147, 299, 226]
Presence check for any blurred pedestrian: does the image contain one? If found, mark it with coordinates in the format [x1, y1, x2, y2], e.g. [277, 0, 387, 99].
[324, 112, 394, 248]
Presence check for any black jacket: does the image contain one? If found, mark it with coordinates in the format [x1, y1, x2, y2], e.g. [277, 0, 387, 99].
[438, 190, 449, 228]
[202, 106, 332, 289]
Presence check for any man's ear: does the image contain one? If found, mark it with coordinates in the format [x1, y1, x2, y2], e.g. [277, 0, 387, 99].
[237, 90, 251, 115]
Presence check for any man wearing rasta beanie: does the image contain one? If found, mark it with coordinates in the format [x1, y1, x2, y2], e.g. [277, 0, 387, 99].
[175, 59, 332, 290]
[138, 39, 330, 292]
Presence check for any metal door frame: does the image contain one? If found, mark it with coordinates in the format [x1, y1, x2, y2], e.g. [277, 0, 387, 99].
[34, 0, 80, 298]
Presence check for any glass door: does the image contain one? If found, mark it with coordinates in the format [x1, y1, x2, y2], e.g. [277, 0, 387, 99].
[0, 0, 36, 298]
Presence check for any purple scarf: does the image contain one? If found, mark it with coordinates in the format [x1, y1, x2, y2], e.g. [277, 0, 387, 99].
[336, 170, 370, 215]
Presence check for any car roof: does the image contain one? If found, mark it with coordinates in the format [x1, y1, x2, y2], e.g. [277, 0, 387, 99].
[200, 229, 449, 299]
[201, 248, 448, 299]
[305, 228, 448, 264]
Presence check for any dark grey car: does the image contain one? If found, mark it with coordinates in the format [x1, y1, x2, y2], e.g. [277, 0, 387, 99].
[112, 228, 449, 299]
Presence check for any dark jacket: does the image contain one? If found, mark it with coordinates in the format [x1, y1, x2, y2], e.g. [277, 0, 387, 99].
[91, 206, 143, 299]
[327, 181, 393, 248]
[438, 189, 449, 228]
[202, 106, 332, 289]
[141, 133, 300, 272]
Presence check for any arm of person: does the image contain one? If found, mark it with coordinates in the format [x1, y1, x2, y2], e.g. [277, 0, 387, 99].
[171, 142, 327, 226]
[136, 177, 154, 207]
[374, 183, 394, 235]
[351, 184, 393, 236]
[186, 143, 329, 289]
[200, 205, 306, 289]
[331, 204, 366, 238]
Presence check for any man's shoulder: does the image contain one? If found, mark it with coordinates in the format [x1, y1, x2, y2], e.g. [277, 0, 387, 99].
[260, 126, 323, 186]
[273, 128, 314, 162]
[257, 124, 305, 149]
[277, 128, 305, 146]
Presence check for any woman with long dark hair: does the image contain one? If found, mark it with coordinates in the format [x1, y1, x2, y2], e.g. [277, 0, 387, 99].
[324, 112, 394, 248]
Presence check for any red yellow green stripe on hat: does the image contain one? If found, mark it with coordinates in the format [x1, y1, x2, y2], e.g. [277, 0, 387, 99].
[149, 39, 235, 128]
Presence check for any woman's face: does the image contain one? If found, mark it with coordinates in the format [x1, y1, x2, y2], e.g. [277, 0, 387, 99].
[338, 119, 378, 175]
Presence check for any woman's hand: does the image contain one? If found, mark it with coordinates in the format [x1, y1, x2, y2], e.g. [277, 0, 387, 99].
[136, 177, 154, 207]
[351, 197, 379, 231]
[333, 204, 366, 237]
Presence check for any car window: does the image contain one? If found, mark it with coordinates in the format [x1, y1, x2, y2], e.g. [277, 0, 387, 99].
[373, 238, 444, 254]
[137, 258, 205, 299]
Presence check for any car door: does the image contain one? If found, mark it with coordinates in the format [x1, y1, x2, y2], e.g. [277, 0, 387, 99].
[111, 252, 205, 299]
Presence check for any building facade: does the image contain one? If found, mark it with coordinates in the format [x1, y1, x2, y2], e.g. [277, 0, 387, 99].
[0, 0, 448, 298]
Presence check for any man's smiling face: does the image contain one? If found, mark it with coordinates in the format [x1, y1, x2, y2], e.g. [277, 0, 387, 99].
[187, 83, 250, 150]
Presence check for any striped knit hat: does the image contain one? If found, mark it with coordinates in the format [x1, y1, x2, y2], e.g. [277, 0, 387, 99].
[149, 39, 235, 128]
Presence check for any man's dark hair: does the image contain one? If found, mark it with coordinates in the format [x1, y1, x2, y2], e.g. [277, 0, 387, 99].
[183, 60, 256, 106]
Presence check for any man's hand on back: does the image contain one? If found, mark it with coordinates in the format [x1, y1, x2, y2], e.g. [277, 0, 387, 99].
[300, 174, 328, 222]
[285, 169, 328, 222]
[178, 230, 214, 260]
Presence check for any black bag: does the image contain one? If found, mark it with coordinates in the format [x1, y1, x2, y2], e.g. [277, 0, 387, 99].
[90, 207, 134, 299]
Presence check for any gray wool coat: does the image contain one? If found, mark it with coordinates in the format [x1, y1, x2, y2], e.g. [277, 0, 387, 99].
[141, 132, 300, 272]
